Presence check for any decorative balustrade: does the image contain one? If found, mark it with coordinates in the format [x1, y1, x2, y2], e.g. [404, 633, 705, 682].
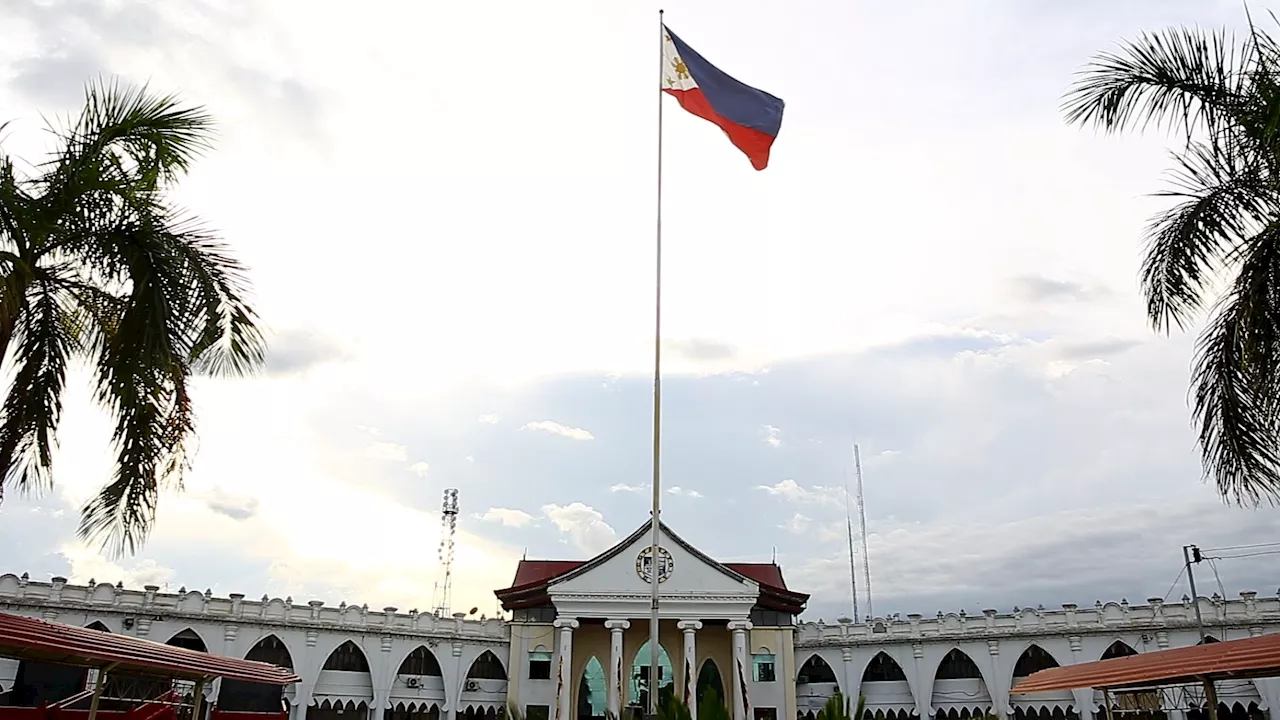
[0, 574, 509, 642]
[794, 591, 1280, 646]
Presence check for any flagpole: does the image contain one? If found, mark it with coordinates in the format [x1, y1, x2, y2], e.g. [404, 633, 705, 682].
[647, 7, 665, 720]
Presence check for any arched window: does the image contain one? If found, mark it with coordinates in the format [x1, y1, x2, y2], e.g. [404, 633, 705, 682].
[1013, 645, 1059, 677]
[466, 651, 506, 680]
[862, 653, 907, 682]
[1101, 641, 1137, 661]
[400, 647, 443, 676]
[935, 649, 981, 680]
[166, 629, 207, 653]
[323, 641, 370, 672]
[797, 656, 838, 684]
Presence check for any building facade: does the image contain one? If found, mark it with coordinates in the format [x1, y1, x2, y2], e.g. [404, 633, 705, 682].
[1, 522, 1277, 720]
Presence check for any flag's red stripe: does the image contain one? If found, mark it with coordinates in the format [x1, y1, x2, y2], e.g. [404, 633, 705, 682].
[664, 88, 777, 171]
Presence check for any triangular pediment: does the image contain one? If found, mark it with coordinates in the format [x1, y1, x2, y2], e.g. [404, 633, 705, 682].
[547, 521, 758, 597]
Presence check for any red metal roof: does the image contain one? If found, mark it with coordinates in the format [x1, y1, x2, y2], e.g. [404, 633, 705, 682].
[1012, 632, 1280, 693]
[495, 554, 808, 615]
[0, 613, 299, 685]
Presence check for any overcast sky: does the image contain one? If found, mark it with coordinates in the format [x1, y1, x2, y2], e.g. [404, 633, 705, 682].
[1, 0, 1278, 623]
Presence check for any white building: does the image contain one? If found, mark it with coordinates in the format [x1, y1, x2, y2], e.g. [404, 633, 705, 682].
[1, 521, 1277, 720]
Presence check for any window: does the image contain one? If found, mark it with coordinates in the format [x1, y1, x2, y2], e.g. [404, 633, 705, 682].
[323, 641, 370, 672]
[400, 647, 443, 676]
[754, 709, 777, 720]
[935, 649, 981, 680]
[467, 651, 507, 680]
[749, 610, 794, 627]
[514, 607, 557, 623]
[529, 652, 552, 680]
[525, 706, 550, 720]
[752, 654, 776, 683]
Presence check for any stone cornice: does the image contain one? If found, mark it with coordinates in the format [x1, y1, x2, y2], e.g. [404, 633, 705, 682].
[795, 592, 1280, 647]
[0, 574, 508, 646]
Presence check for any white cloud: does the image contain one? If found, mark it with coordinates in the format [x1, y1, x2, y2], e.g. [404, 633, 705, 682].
[611, 483, 647, 493]
[667, 486, 703, 498]
[542, 503, 616, 554]
[366, 441, 408, 462]
[475, 508, 534, 527]
[762, 425, 782, 448]
[523, 421, 594, 441]
[409, 462, 430, 476]
[782, 513, 812, 534]
[756, 479, 843, 504]
[479, 414, 501, 424]
[60, 545, 176, 589]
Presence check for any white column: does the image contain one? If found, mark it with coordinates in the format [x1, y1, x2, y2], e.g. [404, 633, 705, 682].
[678, 621, 703, 716]
[605, 620, 631, 719]
[554, 618, 579, 720]
[728, 620, 752, 720]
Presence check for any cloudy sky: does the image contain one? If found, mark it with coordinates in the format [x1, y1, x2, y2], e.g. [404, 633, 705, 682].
[2, 0, 1278, 623]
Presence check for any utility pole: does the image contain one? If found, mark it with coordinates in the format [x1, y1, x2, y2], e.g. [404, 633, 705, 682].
[1183, 544, 1207, 641]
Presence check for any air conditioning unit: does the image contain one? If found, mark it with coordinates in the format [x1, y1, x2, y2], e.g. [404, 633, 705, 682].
[465, 680, 480, 692]
[405, 677, 422, 689]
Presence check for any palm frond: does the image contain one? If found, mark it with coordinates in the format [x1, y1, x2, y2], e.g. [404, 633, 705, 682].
[1063, 26, 1247, 139]
[1191, 224, 1280, 506]
[0, 282, 78, 501]
[1142, 140, 1274, 331]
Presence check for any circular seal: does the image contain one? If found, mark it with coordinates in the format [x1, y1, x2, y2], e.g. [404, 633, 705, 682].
[635, 546, 675, 583]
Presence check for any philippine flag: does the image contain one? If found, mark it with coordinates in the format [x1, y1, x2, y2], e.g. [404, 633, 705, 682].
[662, 25, 784, 171]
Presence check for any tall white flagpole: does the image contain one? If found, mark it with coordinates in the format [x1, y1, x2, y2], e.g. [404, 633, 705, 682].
[647, 8, 665, 720]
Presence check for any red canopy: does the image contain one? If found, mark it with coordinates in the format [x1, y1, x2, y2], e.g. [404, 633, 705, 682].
[1012, 632, 1280, 693]
[0, 612, 299, 685]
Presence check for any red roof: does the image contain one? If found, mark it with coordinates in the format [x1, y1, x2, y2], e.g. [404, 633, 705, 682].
[0, 613, 300, 685]
[496, 545, 808, 615]
[1012, 632, 1280, 693]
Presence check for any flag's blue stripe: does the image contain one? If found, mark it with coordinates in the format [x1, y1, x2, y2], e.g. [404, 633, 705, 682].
[666, 26, 784, 138]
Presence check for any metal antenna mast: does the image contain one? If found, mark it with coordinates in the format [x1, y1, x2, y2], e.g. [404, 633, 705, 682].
[842, 467, 859, 623]
[432, 488, 459, 617]
[854, 444, 874, 620]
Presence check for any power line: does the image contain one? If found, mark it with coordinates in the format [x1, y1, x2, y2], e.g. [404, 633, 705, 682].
[1201, 541, 1280, 553]
[1162, 564, 1188, 602]
[1211, 549, 1280, 560]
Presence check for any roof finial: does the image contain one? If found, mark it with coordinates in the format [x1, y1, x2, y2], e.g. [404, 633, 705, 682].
[771, 546, 777, 563]
[522, 547, 527, 560]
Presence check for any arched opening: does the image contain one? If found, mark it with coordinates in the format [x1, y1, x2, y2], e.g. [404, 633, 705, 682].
[313, 641, 373, 720]
[1013, 646, 1060, 679]
[217, 636, 293, 713]
[1013, 708, 1071, 720]
[86, 622, 111, 633]
[931, 649, 990, 718]
[629, 641, 673, 712]
[324, 641, 371, 672]
[400, 647, 444, 677]
[797, 655, 839, 717]
[1100, 642, 1137, 661]
[696, 659, 726, 710]
[466, 651, 506, 681]
[860, 652, 913, 720]
[577, 657, 605, 720]
[1198, 636, 1220, 645]
[166, 629, 208, 653]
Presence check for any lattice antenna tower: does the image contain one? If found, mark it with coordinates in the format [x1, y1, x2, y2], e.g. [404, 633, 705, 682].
[854, 444, 874, 620]
[432, 488, 459, 617]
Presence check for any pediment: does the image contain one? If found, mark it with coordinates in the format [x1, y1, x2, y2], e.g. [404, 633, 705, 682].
[547, 522, 758, 598]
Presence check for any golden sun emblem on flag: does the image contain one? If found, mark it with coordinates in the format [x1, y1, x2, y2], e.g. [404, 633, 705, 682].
[671, 57, 690, 80]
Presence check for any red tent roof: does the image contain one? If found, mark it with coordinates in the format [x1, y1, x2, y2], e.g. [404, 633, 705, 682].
[1012, 632, 1280, 693]
[0, 612, 300, 685]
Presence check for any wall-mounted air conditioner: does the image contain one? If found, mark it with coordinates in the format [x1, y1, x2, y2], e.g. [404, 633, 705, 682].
[406, 677, 422, 688]
[465, 680, 480, 692]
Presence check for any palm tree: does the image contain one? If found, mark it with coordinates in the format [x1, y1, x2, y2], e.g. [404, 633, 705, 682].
[0, 79, 266, 553]
[1064, 14, 1280, 506]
